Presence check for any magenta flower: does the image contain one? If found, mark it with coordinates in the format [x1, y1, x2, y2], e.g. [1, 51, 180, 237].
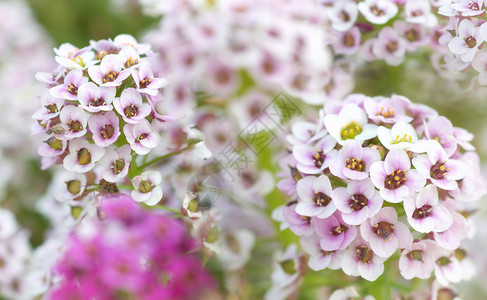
[88, 111, 121, 147]
[113, 88, 151, 124]
[295, 175, 336, 219]
[282, 202, 314, 236]
[63, 139, 105, 173]
[360, 207, 412, 258]
[32, 92, 65, 123]
[132, 62, 168, 96]
[404, 184, 453, 233]
[292, 135, 337, 175]
[300, 234, 343, 271]
[77, 82, 115, 113]
[329, 140, 381, 180]
[311, 212, 357, 251]
[399, 239, 444, 280]
[124, 119, 160, 155]
[448, 19, 483, 62]
[412, 142, 465, 190]
[131, 171, 163, 206]
[341, 233, 386, 281]
[370, 149, 426, 203]
[98, 145, 132, 183]
[88, 54, 131, 87]
[49, 69, 88, 101]
[58, 105, 89, 140]
[331, 178, 383, 225]
[451, 0, 484, 17]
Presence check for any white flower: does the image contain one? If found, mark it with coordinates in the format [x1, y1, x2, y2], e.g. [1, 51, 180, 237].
[131, 171, 163, 206]
[63, 139, 105, 173]
[377, 121, 431, 152]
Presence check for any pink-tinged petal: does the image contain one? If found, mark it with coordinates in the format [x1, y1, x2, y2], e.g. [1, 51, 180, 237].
[370, 207, 397, 225]
[380, 185, 409, 203]
[139, 132, 160, 148]
[331, 187, 351, 213]
[384, 149, 410, 174]
[369, 234, 398, 258]
[144, 186, 163, 206]
[367, 193, 383, 217]
[320, 234, 344, 251]
[408, 215, 435, 233]
[49, 84, 77, 101]
[123, 124, 135, 144]
[394, 222, 413, 249]
[341, 140, 364, 158]
[296, 202, 323, 217]
[348, 178, 376, 199]
[448, 37, 469, 55]
[431, 205, 453, 232]
[458, 19, 476, 38]
[289, 223, 314, 236]
[403, 196, 416, 218]
[342, 208, 369, 226]
[412, 155, 432, 178]
[370, 161, 387, 189]
[87, 66, 105, 85]
[434, 213, 469, 250]
[357, 262, 384, 281]
[341, 250, 360, 277]
[416, 184, 438, 207]
[431, 178, 457, 190]
[444, 159, 465, 180]
[308, 253, 332, 271]
[360, 222, 374, 241]
[316, 202, 337, 219]
[296, 176, 315, 202]
[404, 170, 426, 192]
[340, 225, 357, 249]
[361, 147, 381, 171]
[315, 175, 332, 195]
[342, 168, 368, 180]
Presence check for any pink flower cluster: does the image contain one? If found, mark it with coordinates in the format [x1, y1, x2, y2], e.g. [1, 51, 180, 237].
[324, 0, 439, 66]
[33, 34, 172, 206]
[275, 93, 484, 281]
[437, 0, 487, 85]
[49, 193, 215, 300]
[145, 0, 334, 106]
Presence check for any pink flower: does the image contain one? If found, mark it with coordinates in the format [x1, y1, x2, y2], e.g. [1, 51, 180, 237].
[131, 171, 163, 206]
[132, 62, 168, 96]
[300, 234, 343, 271]
[58, 105, 89, 140]
[372, 27, 406, 66]
[118, 46, 140, 69]
[363, 94, 413, 124]
[88, 54, 131, 87]
[282, 202, 314, 236]
[292, 135, 337, 175]
[433, 210, 470, 251]
[404, 0, 437, 26]
[326, 1, 358, 32]
[77, 82, 115, 113]
[37, 136, 67, 158]
[124, 119, 160, 155]
[32, 92, 65, 123]
[329, 140, 381, 180]
[332, 27, 361, 55]
[423, 116, 458, 157]
[399, 239, 444, 280]
[312, 212, 357, 251]
[98, 145, 132, 183]
[358, 0, 398, 25]
[370, 149, 426, 203]
[331, 178, 383, 225]
[394, 21, 429, 52]
[341, 233, 386, 281]
[88, 111, 120, 147]
[49, 69, 88, 100]
[412, 141, 465, 190]
[403, 184, 453, 233]
[451, 0, 485, 17]
[63, 139, 105, 173]
[360, 207, 412, 258]
[448, 19, 484, 62]
[295, 175, 336, 219]
[114, 88, 151, 124]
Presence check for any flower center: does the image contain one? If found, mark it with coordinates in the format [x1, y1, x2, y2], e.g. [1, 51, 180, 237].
[136, 133, 148, 143]
[349, 194, 368, 211]
[68, 120, 83, 132]
[377, 106, 395, 118]
[100, 124, 114, 139]
[139, 78, 151, 89]
[412, 205, 432, 219]
[346, 158, 364, 171]
[111, 159, 125, 174]
[45, 137, 63, 150]
[374, 222, 395, 240]
[90, 98, 106, 107]
[341, 121, 362, 140]
[393, 134, 413, 144]
[124, 104, 138, 118]
[313, 192, 332, 207]
[103, 70, 119, 83]
[139, 180, 153, 193]
[356, 245, 373, 264]
[386, 41, 398, 53]
[299, 215, 312, 223]
[430, 162, 449, 180]
[339, 11, 350, 22]
[330, 224, 348, 236]
[405, 29, 420, 42]
[66, 83, 78, 95]
[44, 103, 59, 114]
[468, 2, 480, 10]
[343, 33, 355, 47]
[77, 148, 92, 165]
[384, 169, 407, 189]
[465, 36, 477, 48]
[436, 256, 451, 266]
[320, 249, 335, 256]
[370, 5, 385, 16]
[124, 57, 138, 68]
[406, 249, 423, 262]
[66, 180, 81, 195]
[313, 149, 326, 169]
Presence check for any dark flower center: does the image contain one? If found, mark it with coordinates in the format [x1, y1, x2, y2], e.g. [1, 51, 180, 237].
[371, 5, 385, 16]
[349, 194, 368, 211]
[386, 41, 398, 53]
[66, 83, 78, 95]
[313, 192, 332, 207]
[124, 104, 138, 118]
[300, 215, 312, 224]
[77, 148, 92, 165]
[313, 149, 326, 169]
[68, 120, 83, 132]
[44, 103, 58, 114]
[100, 124, 114, 139]
[406, 249, 423, 262]
[465, 36, 476, 48]
[139, 78, 151, 88]
[436, 256, 451, 266]
[346, 158, 364, 171]
[343, 33, 355, 47]
[45, 137, 63, 150]
[356, 245, 373, 264]
[330, 224, 348, 236]
[103, 71, 119, 83]
[384, 169, 406, 190]
[374, 222, 395, 240]
[412, 205, 432, 219]
[339, 11, 350, 22]
[90, 98, 106, 107]
[111, 159, 125, 174]
[430, 162, 449, 180]
[66, 180, 81, 195]
[377, 106, 395, 118]
[405, 29, 420, 42]
[124, 57, 138, 68]
[136, 133, 148, 143]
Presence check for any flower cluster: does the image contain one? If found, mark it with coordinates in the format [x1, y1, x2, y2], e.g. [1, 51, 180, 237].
[49, 193, 215, 299]
[144, 0, 335, 105]
[275, 93, 484, 282]
[323, 0, 439, 66]
[33, 34, 176, 207]
[436, 0, 487, 85]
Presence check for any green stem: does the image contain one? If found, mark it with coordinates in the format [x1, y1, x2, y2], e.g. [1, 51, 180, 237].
[138, 139, 201, 170]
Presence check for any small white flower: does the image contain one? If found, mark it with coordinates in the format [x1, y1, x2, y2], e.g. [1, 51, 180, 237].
[377, 121, 431, 152]
[131, 171, 163, 206]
